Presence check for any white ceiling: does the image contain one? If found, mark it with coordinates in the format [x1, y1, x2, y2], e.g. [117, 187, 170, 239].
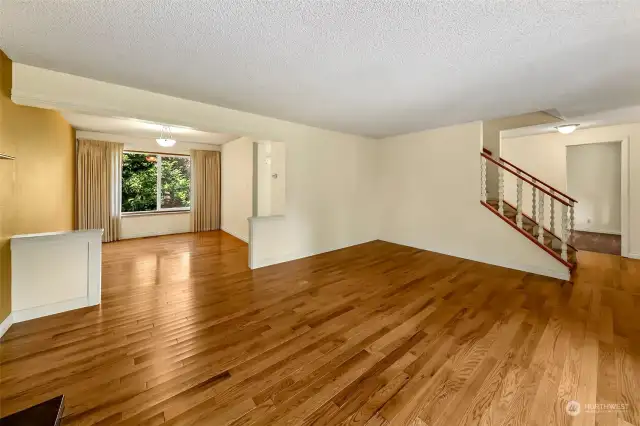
[60, 112, 238, 145]
[502, 105, 640, 138]
[2, 1, 640, 138]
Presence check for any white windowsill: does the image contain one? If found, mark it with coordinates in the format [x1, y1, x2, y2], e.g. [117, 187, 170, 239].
[122, 210, 190, 217]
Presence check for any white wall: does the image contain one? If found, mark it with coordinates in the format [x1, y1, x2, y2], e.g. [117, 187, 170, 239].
[255, 142, 272, 217]
[120, 212, 191, 239]
[16, 65, 379, 266]
[249, 135, 378, 268]
[16, 64, 582, 276]
[254, 141, 286, 217]
[270, 142, 286, 215]
[221, 137, 253, 242]
[502, 123, 640, 257]
[377, 121, 570, 280]
[567, 143, 621, 234]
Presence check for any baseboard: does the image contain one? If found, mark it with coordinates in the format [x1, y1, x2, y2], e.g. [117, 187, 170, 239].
[0, 313, 13, 339]
[12, 297, 90, 323]
[221, 228, 248, 243]
[626, 252, 640, 260]
[250, 239, 377, 270]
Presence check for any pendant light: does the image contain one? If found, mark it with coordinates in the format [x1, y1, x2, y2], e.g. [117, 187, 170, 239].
[156, 126, 177, 147]
[556, 124, 579, 134]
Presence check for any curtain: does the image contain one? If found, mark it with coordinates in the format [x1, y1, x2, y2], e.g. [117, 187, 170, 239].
[77, 139, 123, 242]
[190, 150, 221, 232]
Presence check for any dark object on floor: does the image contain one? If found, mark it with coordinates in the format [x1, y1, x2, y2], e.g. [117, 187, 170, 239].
[570, 230, 621, 255]
[0, 395, 64, 426]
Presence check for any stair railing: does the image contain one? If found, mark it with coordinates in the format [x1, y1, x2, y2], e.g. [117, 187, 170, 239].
[480, 152, 575, 261]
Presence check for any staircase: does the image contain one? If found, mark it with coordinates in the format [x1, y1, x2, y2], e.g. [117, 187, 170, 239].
[480, 149, 578, 271]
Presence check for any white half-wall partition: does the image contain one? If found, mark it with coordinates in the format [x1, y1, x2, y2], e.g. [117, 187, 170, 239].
[11, 229, 102, 322]
[248, 215, 287, 269]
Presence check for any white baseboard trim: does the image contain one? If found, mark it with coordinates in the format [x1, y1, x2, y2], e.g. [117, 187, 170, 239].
[0, 313, 13, 339]
[221, 228, 249, 243]
[12, 297, 90, 323]
[626, 252, 640, 260]
[249, 239, 377, 270]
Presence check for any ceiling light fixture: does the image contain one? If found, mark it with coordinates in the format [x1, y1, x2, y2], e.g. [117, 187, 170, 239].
[156, 126, 177, 147]
[556, 124, 579, 134]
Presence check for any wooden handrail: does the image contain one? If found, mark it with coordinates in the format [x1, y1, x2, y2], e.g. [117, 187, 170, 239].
[499, 157, 577, 204]
[481, 153, 571, 206]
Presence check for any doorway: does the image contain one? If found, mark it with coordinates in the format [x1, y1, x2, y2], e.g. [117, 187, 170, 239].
[566, 141, 623, 255]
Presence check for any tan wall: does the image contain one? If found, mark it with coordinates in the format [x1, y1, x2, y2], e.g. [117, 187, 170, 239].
[0, 51, 76, 324]
[482, 111, 561, 199]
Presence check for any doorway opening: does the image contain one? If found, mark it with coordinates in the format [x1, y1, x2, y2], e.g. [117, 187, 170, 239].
[566, 140, 627, 255]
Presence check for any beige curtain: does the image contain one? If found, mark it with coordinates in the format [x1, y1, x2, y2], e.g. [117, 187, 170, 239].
[190, 150, 221, 232]
[77, 139, 123, 242]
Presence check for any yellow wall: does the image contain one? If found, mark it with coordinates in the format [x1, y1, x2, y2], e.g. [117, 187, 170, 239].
[0, 51, 76, 324]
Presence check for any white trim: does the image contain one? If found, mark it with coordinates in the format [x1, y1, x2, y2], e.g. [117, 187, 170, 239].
[0, 314, 13, 339]
[12, 297, 90, 323]
[565, 138, 630, 257]
[621, 137, 630, 258]
[626, 253, 640, 260]
[250, 238, 377, 270]
[221, 228, 248, 243]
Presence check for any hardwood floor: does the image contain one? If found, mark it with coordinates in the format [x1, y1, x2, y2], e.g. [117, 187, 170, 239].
[1, 231, 639, 425]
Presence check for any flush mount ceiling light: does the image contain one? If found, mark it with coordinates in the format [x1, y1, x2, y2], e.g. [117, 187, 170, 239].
[156, 125, 177, 147]
[556, 124, 579, 134]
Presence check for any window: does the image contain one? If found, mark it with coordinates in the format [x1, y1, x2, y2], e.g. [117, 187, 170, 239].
[122, 152, 191, 213]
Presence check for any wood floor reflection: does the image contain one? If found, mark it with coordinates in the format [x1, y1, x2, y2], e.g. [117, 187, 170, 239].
[1, 231, 639, 425]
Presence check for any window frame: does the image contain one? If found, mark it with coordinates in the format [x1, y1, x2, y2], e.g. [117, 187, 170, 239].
[121, 151, 192, 215]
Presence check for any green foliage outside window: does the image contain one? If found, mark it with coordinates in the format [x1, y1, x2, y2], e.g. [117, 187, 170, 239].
[161, 156, 191, 209]
[122, 153, 190, 213]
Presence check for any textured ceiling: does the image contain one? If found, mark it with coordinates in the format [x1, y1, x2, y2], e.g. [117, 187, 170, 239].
[2, 1, 639, 137]
[60, 112, 238, 145]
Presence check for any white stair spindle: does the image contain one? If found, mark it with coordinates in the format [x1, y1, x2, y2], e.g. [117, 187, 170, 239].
[538, 190, 545, 244]
[561, 203, 569, 261]
[569, 202, 575, 236]
[498, 166, 504, 214]
[480, 156, 487, 202]
[516, 173, 523, 228]
[531, 179, 537, 221]
[549, 190, 555, 235]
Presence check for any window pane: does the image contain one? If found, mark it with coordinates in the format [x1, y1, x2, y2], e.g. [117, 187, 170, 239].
[160, 156, 191, 209]
[122, 153, 158, 212]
